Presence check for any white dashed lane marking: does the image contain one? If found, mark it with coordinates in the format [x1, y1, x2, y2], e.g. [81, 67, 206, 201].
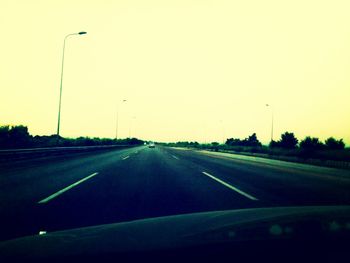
[172, 155, 179, 160]
[38, 172, 99, 204]
[201, 171, 258, 201]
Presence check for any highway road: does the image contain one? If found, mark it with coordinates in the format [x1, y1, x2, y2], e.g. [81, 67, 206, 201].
[1, 145, 350, 242]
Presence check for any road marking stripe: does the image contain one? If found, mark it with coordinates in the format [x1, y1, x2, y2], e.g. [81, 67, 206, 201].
[38, 172, 99, 204]
[172, 155, 179, 160]
[122, 156, 130, 160]
[201, 171, 258, 201]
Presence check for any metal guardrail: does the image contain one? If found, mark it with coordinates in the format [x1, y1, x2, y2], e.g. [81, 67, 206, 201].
[0, 145, 135, 162]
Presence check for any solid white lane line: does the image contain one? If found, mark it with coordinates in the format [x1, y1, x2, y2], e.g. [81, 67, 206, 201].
[201, 171, 258, 201]
[38, 172, 99, 204]
[172, 155, 179, 160]
[122, 156, 130, 160]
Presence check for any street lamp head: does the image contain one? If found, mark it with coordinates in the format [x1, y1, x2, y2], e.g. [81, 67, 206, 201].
[79, 31, 87, 35]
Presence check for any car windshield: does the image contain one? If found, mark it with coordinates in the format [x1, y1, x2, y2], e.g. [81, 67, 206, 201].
[1, 0, 350, 249]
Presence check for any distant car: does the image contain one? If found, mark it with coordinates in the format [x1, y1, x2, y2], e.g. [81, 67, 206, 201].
[148, 142, 155, 148]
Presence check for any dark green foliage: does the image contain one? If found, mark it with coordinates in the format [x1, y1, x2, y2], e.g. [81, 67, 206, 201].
[325, 137, 345, 150]
[225, 133, 262, 147]
[124, 137, 144, 145]
[165, 141, 200, 148]
[225, 138, 241, 146]
[279, 132, 298, 149]
[0, 125, 10, 148]
[270, 132, 298, 149]
[0, 125, 32, 148]
[0, 125, 144, 149]
[33, 135, 60, 147]
[299, 136, 325, 151]
[246, 133, 262, 147]
[269, 140, 279, 148]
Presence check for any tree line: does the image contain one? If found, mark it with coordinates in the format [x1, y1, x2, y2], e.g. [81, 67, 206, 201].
[0, 125, 144, 149]
[164, 132, 345, 151]
[226, 131, 345, 151]
[161, 132, 349, 162]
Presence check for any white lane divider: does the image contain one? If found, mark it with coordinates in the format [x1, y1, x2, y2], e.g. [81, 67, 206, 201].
[122, 156, 130, 160]
[201, 171, 258, 201]
[172, 155, 179, 160]
[38, 172, 99, 204]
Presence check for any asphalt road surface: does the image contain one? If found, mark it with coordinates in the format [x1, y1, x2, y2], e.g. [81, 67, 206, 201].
[1, 146, 350, 241]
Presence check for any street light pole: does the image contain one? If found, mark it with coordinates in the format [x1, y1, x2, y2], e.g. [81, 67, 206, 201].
[266, 104, 274, 142]
[56, 31, 87, 137]
[115, 99, 127, 140]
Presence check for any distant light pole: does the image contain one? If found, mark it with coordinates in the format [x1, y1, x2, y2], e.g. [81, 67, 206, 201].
[56, 31, 87, 137]
[266, 104, 274, 142]
[116, 99, 127, 140]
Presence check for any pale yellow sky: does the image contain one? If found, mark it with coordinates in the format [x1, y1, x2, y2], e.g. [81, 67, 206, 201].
[1, 0, 349, 144]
